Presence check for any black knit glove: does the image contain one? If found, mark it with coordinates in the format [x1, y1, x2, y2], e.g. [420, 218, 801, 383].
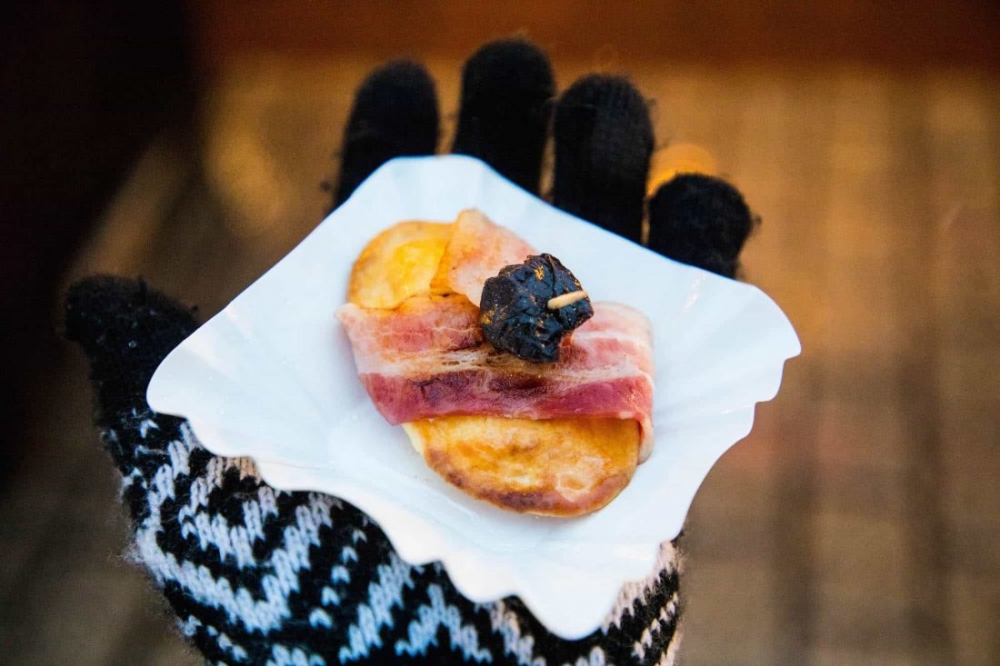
[65, 39, 755, 666]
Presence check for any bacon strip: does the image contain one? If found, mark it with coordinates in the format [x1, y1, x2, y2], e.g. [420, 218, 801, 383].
[337, 296, 656, 461]
[430, 209, 536, 306]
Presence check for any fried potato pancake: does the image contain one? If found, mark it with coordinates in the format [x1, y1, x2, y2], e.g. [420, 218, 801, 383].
[403, 416, 639, 517]
[347, 220, 454, 309]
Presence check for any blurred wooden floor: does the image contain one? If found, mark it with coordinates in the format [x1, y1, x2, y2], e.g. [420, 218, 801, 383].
[2, 55, 999, 665]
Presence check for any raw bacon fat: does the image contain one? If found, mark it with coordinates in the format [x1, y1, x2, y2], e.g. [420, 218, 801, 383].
[337, 296, 656, 462]
[431, 209, 536, 306]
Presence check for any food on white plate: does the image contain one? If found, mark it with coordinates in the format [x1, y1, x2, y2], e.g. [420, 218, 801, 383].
[338, 209, 653, 517]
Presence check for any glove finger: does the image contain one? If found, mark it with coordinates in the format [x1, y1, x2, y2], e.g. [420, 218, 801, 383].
[451, 37, 555, 195]
[64, 275, 199, 465]
[647, 174, 758, 279]
[552, 75, 654, 243]
[332, 60, 439, 209]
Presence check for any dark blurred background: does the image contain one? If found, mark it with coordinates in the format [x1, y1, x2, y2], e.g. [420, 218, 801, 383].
[2, 1, 998, 664]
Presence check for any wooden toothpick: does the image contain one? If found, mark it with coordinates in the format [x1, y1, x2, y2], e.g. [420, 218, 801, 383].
[547, 290, 589, 310]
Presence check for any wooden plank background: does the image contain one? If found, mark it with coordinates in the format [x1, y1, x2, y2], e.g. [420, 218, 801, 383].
[2, 3, 999, 664]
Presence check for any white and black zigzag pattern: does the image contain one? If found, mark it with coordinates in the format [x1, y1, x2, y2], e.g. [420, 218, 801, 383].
[103, 403, 681, 666]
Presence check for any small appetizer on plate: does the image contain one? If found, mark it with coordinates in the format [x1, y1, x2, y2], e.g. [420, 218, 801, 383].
[338, 209, 654, 517]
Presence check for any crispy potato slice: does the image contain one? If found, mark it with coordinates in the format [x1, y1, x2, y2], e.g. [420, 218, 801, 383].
[403, 416, 640, 517]
[348, 221, 455, 308]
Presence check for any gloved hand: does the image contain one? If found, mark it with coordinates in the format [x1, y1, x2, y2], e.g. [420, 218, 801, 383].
[65, 38, 755, 666]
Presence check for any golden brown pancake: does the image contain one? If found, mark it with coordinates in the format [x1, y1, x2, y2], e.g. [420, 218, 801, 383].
[403, 416, 639, 517]
[348, 220, 454, 309]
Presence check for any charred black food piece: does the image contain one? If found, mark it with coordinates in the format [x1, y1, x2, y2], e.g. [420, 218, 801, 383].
[479, 254, 594, 363]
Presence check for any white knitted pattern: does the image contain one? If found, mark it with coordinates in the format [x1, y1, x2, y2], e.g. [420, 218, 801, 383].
[116, 421, 679, 664]
[633, 595, 680, 662]
[394, 584, 492, 661]
[337, 552, 415, 662]
[657, 629, 682, 666]
[127, 426, 333, 634]
[489, 601, 544, 666]
[267, 644, 326, 666]
[569, 647, 607, 666]
[604, 541, 679, 631]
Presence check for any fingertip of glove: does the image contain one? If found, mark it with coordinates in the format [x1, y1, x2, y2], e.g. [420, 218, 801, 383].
[554, 74, 654, 179]
[557, 73, 650, 114]
[647, 174, 758, 279]
[457, 37, 555, 109]
[349, 60, 439, 132]
[334, 60, 440, 208]
[452, 37, 555, 193]
[553, 74, 654, 242]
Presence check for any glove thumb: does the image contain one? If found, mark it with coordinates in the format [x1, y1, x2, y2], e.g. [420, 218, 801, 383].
[64, 276, 199, 467]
